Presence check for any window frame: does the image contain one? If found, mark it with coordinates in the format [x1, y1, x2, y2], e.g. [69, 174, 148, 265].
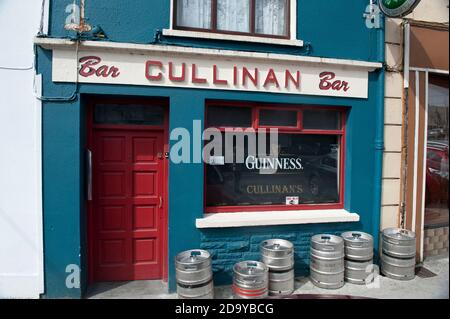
[204, 101, 347, 214]
[173, 0, 291, 40]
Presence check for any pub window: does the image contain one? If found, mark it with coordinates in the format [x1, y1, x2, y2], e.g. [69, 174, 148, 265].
[175, 0, 289, 38]
[205, 103, 346, 213]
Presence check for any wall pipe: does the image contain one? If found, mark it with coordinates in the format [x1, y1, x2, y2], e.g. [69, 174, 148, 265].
[372, 11, 385, 258]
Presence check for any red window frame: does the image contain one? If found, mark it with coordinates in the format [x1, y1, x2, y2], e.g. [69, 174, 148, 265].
[173, 0, 291, 40]
[204, 101, 347, 213]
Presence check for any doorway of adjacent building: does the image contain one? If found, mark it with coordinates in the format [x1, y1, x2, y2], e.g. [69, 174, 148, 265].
[87, 98, 168, 282]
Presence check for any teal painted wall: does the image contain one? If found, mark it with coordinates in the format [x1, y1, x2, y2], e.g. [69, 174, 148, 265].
[38, 0, 384, 297]
[47, 0, 380, 62]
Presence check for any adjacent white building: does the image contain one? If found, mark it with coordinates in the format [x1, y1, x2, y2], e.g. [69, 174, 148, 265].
[0, 0, 47, 298]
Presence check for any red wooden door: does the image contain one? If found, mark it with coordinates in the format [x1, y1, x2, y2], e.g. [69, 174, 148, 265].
[91, 129, 165, 281]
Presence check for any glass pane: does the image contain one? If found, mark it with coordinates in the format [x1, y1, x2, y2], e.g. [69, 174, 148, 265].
[425, 74, 449, 232]
[255, 0, 287, 36]
[217, 0, 250, 33]
[259, 109, 297, 127]
[303, 110, 341, 130]
[177, 0, 212, 29]
[207, 106, 252, 127]
[94, 104, 164, 125]
[206, 133, 340, 207]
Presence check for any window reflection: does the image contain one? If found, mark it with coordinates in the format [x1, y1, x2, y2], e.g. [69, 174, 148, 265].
[425, 74, 449, 229]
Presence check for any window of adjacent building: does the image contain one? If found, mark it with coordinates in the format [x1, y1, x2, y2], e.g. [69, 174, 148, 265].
[175, 0, 289, 38]
[425, 74, 449, 229]
[205, 103, 346, 213]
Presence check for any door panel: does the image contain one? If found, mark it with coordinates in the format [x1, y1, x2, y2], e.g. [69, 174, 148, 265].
[92, 129, 164, 281]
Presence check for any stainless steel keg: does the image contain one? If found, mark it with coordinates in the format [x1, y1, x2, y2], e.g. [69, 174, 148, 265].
[233, 261, 269, 299]
[382, 228, 416, 259]
[260, 239, 295, 295]
[344, 259, 374, 285]
[341, 231, 374, 261]
[380, 253, 416, 281]
[310, 234, 345, 289]
[175, 250, 214, 299]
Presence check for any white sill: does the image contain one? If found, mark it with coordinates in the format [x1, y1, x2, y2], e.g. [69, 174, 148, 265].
[162, 29, 304, 47]
[196, 209, 360, 229]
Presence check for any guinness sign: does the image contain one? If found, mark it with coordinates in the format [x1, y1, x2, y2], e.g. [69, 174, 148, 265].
[379, 0, 421, 18]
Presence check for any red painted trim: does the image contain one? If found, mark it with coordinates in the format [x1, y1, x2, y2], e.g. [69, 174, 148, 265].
[203, 100, 347, 214]
[232, 285, 268, 297]
[86, 96, 169, 284]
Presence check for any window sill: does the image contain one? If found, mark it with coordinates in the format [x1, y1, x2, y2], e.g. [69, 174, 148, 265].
[162, 29, 304, 47]
[196, 209, 360, 229]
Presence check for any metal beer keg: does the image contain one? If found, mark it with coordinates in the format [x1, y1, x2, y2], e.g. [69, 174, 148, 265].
[233, 261, 269, 299]
[344, 259, 374, 285]
[341, 231, 374, 285]
[310, 234, 345, 289]
[260, 239, 295, 295]
[341, 231, 374, 261]
[175, 250, 214, 299]
[381, 228, 416, 281]
[380, 253, 416, 280]
[382, 228, 416, 259]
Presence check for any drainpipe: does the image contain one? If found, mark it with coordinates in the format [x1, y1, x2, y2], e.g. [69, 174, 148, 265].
[372, 12, 385, 258]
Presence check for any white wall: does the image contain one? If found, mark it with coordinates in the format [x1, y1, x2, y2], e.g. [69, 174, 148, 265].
[0, 0, 46, 298]
[406, 0, 449, 23]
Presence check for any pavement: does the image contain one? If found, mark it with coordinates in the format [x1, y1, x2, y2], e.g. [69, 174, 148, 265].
[86, 255, 449, 299]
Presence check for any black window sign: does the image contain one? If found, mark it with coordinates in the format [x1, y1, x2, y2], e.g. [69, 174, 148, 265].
[206, 133, 340, 207]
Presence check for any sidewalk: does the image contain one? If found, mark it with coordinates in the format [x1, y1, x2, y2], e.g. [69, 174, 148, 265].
[87, 255, 449, 299]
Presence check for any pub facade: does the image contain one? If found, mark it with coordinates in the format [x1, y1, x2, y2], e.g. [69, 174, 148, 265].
[35, 0, 385, 298]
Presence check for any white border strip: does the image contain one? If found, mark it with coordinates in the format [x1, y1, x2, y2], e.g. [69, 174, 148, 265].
[34, 37, 382, 71]
[162, 29, 304, 47]
[419, 70, 429, 262]
[410, 67, 449, 75]
[196, 209, 360, 228]
[411, 70, 420, 233]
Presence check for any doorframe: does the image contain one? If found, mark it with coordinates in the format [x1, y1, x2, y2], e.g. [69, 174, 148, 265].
[85, 96, 170, 284]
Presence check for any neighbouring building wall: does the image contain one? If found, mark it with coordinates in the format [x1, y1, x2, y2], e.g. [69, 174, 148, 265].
[0, 0, 46, 298]
[381, 0, 450, 231]
[407, 0, 449, 23]
[382, 16, 403, 229]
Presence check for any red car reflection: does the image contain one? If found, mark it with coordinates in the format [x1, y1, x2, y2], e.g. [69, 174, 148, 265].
[426, 142, 449, 205]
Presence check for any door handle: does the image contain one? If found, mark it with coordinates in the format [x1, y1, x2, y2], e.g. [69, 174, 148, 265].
[159, 196, 163, 209]
[87, 149, 93, 201]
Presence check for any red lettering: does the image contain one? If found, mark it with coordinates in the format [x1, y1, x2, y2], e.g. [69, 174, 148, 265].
[242, 67, 259, 87]
[110, 66, 120, 78]
[169, 62, 186, 82]
[145, 60, 163, 80]
[319, 71, 335, 90]
[233, 66, 238, 86]
[192, 64, 207, 84]
[79, 56, 120, 78]
[213, 65, 228, 85]
[285, 70, 300, 89]
[263, 69, 280, 88]
[79, 56, 100, 77]
[319, 71, 350, 92]
[96, 65, 110, 77]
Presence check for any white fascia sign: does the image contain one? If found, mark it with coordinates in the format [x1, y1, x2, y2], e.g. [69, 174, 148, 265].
[40, 39, 381, 99]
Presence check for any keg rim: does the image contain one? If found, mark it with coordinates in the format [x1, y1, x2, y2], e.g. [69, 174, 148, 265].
[341, 231, 373, 243]
[233, 260, 268, 276]
[311, 234, 343, 245]
[175, 249, 211, 266]
[260, 239, 294, 252]
[382, 228, 416, 240]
